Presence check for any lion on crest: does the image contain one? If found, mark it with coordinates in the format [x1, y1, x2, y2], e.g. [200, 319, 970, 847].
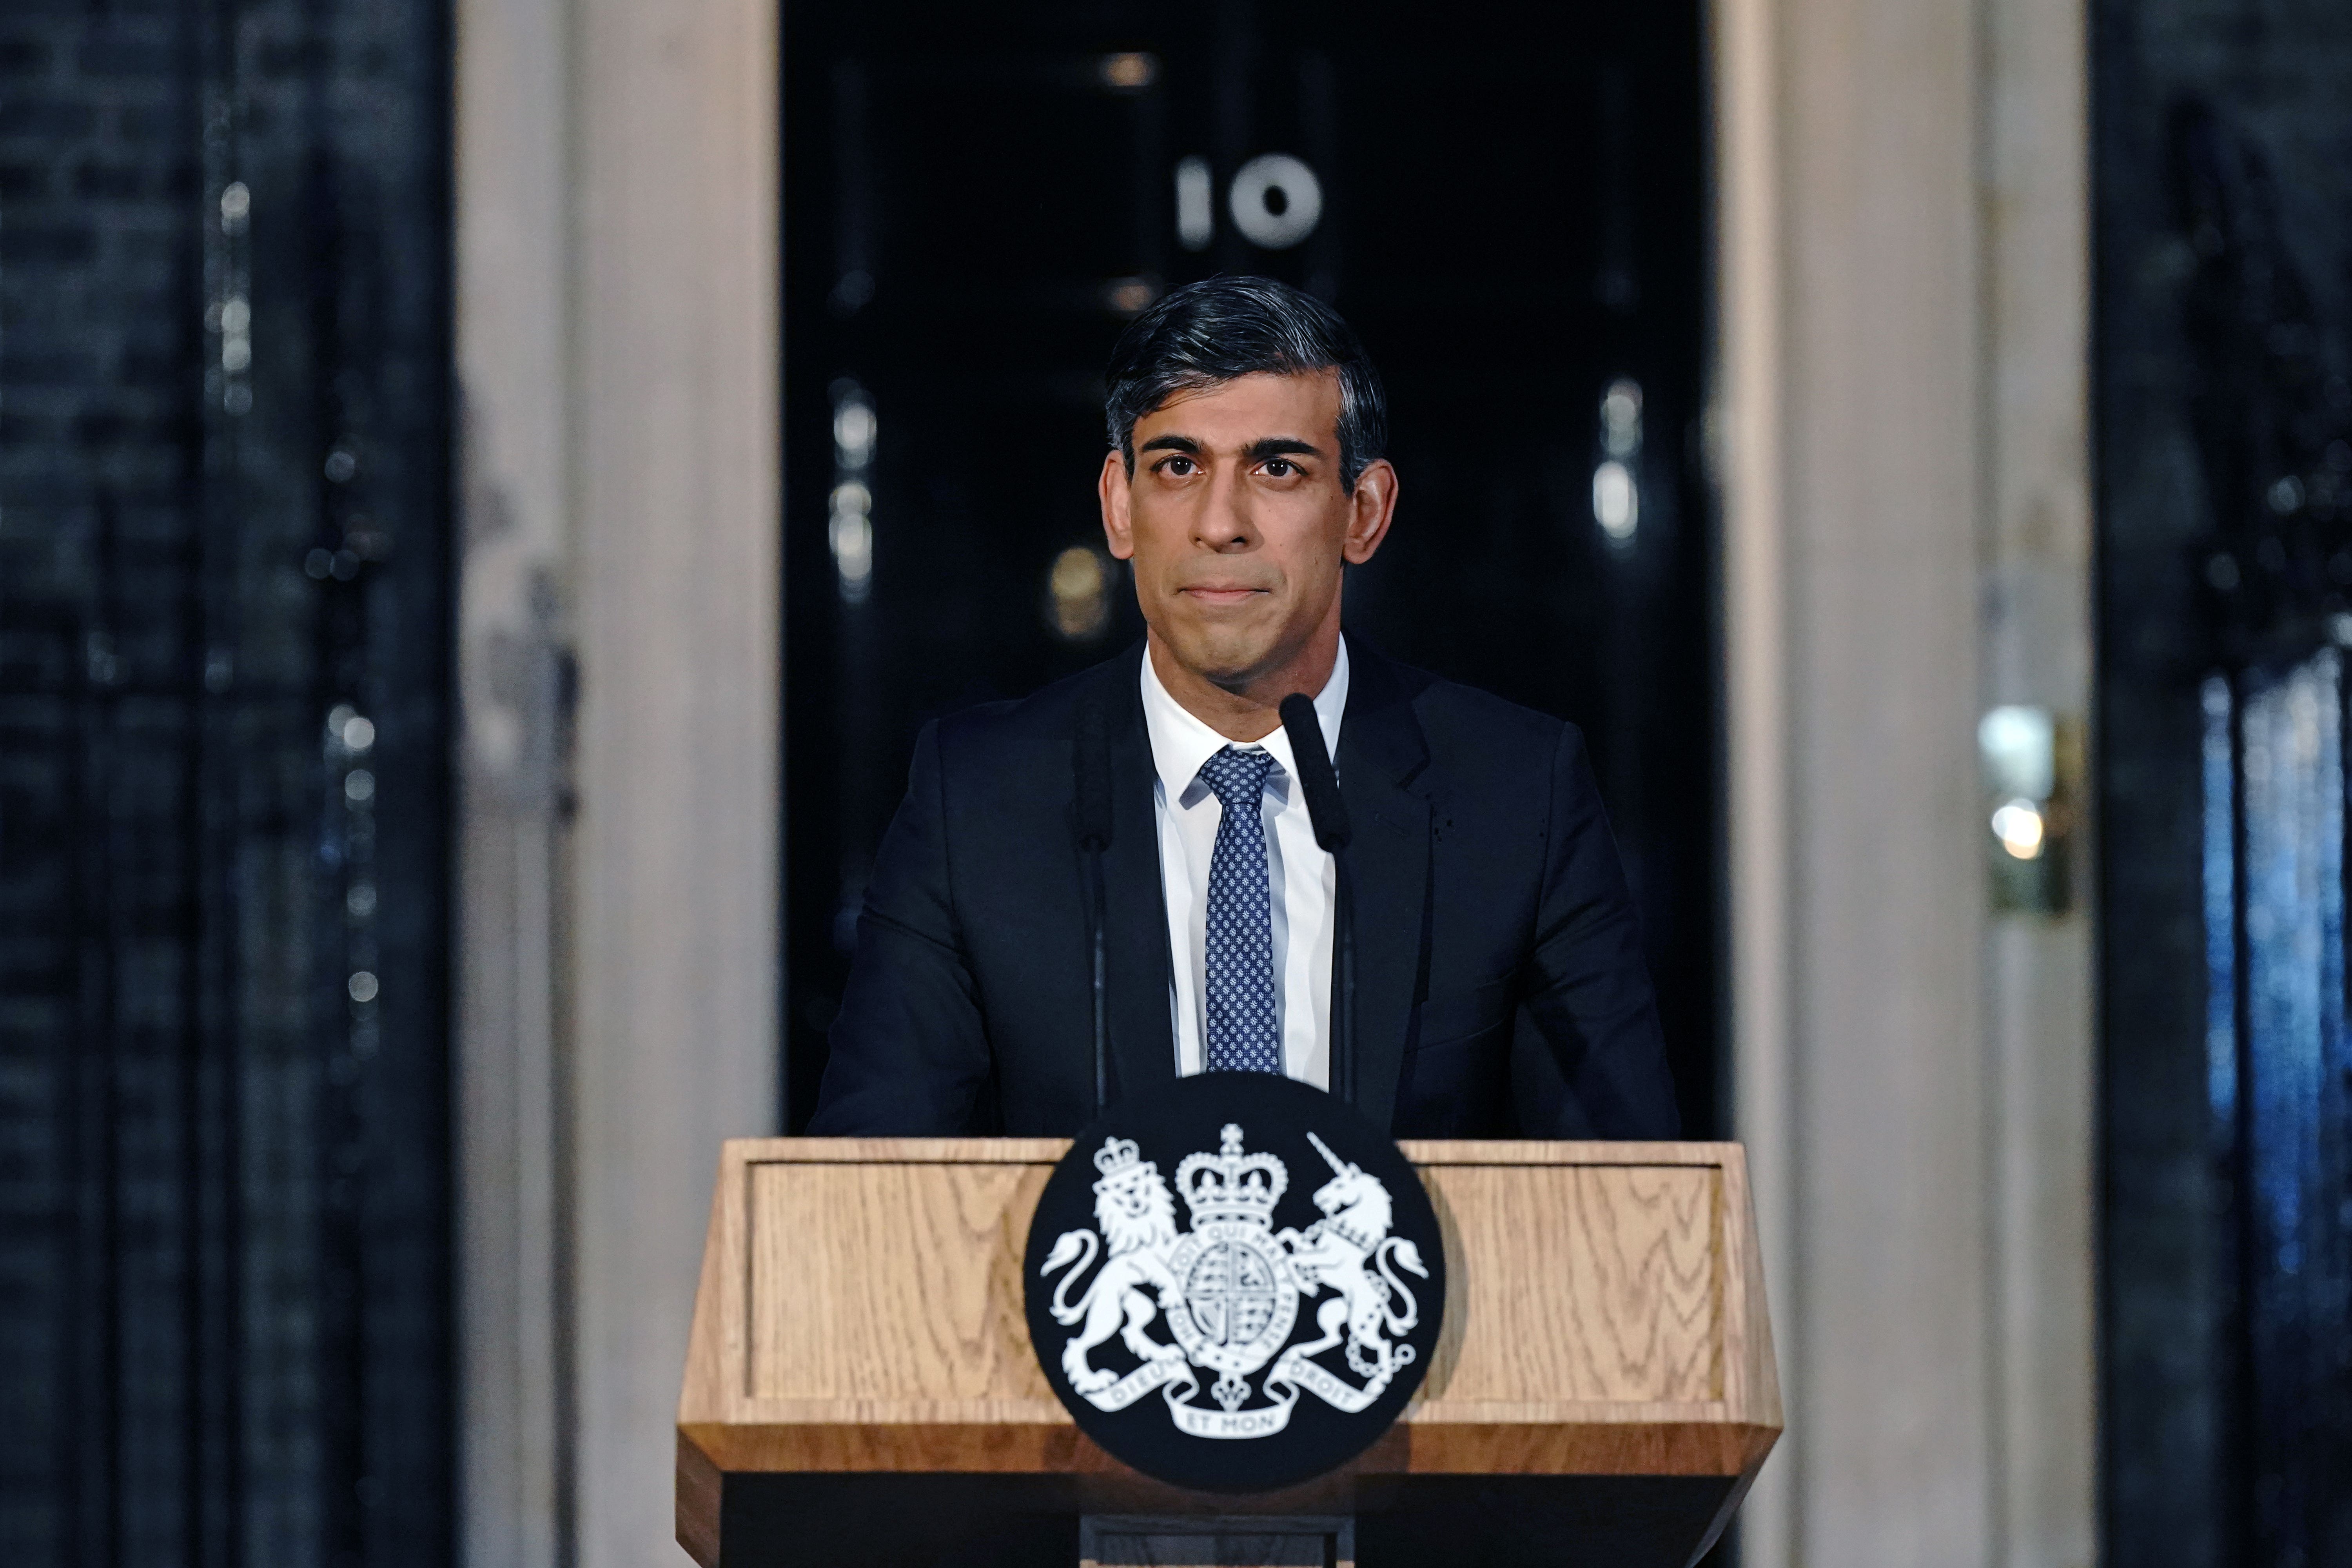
[1038, 1137, 1184, 1393]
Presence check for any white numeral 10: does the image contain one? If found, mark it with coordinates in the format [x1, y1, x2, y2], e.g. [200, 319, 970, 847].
[1176, 154, 1324, 252]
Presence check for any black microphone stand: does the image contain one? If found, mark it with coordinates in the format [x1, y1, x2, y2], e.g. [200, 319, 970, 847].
[1278, 693, 1356, 1108]
[1074, 702, 1114, 1114]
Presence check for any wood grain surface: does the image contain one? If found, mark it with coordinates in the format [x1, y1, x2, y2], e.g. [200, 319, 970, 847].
[679, 1138, 1780, 1493]
[1417, 1164, 1720, 1404]
[749, 1159, 1057, 1401]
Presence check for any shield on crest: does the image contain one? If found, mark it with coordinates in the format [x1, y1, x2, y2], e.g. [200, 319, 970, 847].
[1023, 1072, 1446, 1492]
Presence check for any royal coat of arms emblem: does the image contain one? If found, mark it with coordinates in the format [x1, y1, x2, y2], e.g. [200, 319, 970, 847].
[1036, 1120, 1432, 1441]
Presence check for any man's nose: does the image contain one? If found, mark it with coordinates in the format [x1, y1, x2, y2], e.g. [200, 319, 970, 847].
[1194, 466, 1255, 550]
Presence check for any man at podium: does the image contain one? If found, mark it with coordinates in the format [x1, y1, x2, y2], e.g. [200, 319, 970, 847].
[809, 277, 1677, 1142]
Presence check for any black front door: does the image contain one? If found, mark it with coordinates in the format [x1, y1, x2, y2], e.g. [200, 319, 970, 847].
[781, 1, 1714, 1136]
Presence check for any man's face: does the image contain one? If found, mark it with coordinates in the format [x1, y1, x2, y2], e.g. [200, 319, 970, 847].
[1098, 370, 1395, 691]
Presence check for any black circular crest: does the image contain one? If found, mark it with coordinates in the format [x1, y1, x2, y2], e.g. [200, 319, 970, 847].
[1023, 1072, 1445, 1492]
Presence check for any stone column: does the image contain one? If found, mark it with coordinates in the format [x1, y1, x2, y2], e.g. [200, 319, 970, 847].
[455, 0, 780, 1562]
[1715, 0, 2094, 1562]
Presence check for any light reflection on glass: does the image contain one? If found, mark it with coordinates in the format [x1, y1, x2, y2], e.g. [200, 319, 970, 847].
[1601, 378, 1642, 456]
[325, 703, 381, 1061]
[831, 384, 876, 604]
[1593, 378, 1642, 546]
[220, 294, 250, 373]
[2202, 673, 2236, 1130]
[1100, 52, 1158, 90]
[1980, 704, 2056, 799]
[1991, 799, 2045, 859]
[833, 400, 875, 468]
[830, 509, 873, 593]
[1105, 277, 1158, 316]
[2234, 652, 2342, 1288]
[1593, 461, 1637, 541]
[1047, 546, 1111, 641]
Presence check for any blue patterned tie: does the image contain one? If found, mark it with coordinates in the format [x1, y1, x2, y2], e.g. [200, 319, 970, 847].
[1196, 746, 1283, 1074]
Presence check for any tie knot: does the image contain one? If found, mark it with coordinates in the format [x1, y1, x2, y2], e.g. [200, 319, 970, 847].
[1196, 745, 1279, 811]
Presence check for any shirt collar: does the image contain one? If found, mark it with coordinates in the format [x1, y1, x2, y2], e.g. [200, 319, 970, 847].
[1138, 636, 1350, 806]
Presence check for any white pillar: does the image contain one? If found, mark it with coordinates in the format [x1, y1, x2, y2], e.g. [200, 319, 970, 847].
[1980, 0, 2096, 1559]
[1716, 0, 2094, 1563]
[454, 0, 575, 1559]
[456, 0, 780, 1562]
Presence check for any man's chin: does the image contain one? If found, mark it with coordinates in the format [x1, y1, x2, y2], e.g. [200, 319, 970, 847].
[1154, 626, 1281, 690]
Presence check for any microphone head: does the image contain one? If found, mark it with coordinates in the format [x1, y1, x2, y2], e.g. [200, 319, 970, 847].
[1278, 693, 1352, 852]
[1074, 701, 1114, 851]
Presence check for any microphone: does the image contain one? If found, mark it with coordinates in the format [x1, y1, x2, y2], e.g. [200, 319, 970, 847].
[1074, 702, 1113, 1112]
[1279, 693, 1357, 1107]
[1278, 694, 1350, 851]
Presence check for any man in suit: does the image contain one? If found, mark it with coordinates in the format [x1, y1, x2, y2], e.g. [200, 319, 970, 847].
[809, 277, 1678, 1140]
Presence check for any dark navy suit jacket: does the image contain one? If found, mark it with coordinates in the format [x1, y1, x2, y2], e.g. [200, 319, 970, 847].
[807, 637, 1679, 1140]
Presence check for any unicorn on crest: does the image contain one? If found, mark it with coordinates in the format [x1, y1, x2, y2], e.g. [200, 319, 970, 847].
[1277, 1131, 1430, 1382]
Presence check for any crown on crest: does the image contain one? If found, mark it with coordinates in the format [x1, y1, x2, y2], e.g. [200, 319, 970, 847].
[1092, 1136, 1157, 1190]
[1176, 1123, 1287, 1227]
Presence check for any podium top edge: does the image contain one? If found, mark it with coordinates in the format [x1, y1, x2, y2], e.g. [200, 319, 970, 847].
[717, 1136, 1748, 1169]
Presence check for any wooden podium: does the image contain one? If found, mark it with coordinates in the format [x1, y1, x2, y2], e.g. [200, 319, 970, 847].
[677, 1138, 1779, 1568]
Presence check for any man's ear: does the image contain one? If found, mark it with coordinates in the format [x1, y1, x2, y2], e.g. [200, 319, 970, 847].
[1099, 449, 1137, 561]
[1342, 457, 1399, 566]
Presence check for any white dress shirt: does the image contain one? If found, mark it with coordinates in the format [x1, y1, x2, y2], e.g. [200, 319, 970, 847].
[1139, 640, 1348, 1087]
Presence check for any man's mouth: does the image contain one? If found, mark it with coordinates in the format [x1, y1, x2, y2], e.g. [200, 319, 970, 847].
[1179, 585, 1267, 606]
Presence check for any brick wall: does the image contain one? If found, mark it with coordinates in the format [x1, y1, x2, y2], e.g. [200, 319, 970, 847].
[0, 3, 451, 1564]
[2097, 0, 2352, 1560]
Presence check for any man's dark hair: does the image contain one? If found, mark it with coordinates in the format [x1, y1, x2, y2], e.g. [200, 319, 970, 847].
[1105, 276, 1388, 492]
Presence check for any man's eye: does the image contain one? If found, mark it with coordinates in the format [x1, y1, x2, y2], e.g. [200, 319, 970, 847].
[1264, 459, 1294, 477]
[1161, 456, 1196, 475]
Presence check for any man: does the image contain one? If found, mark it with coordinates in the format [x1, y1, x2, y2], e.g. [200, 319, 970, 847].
[809, 277, 1677, 1140]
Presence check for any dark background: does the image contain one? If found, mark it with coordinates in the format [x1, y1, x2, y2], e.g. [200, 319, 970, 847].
[778, 0, 1720, 1144]
[0, 1, 453, 1564]
[2097, 0, 2352, 1562]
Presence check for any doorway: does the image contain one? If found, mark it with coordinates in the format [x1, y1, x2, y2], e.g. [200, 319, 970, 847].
[780, 1, 1715, 1136]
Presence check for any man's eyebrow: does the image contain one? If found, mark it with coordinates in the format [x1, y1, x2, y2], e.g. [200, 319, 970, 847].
[1134, 434, 1327, 461]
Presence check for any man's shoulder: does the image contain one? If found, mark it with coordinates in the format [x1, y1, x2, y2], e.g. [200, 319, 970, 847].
[1359, 644, 1582, 775]
[1407, 666, 1575, 742]
[927, 647, 1133, 768]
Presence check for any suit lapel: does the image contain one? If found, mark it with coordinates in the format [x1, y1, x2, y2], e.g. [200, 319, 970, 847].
[1334, 637, 1432, 1135]
[1097, 645, 1178, 1104]
[1083, 637, 1429, 1124]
